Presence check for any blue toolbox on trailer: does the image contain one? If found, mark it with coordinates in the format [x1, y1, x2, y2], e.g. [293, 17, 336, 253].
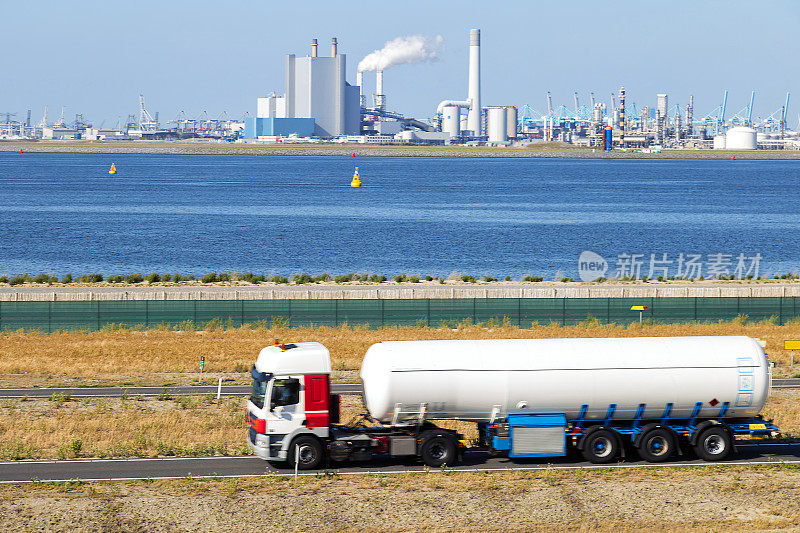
[492, 413, 567, 458]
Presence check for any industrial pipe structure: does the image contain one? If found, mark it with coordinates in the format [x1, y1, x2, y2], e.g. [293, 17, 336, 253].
[434, 29, 481, 135]
[436, 99, 471, 115]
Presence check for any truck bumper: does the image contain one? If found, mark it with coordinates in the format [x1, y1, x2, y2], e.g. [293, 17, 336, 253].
[248, 428, 287, 461]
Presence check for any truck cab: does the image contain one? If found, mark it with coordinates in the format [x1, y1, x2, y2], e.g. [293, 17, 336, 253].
[247, 340, 465, 470]
[247, 341, 334, 464]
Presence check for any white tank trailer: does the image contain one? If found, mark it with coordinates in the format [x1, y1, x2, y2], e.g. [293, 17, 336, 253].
[247, 336, 779, 470]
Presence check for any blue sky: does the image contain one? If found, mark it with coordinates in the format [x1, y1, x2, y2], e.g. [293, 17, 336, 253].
[2, 1, 798, 126]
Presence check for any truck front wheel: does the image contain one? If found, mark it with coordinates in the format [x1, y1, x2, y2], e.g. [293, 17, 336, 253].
[693, 426, 732, 461]
[420, 432, 457, 468]
[580, 428, 619, 464]
[288, 436, 324, 470]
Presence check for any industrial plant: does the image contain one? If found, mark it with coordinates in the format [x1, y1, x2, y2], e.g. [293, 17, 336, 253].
[2, 27, 799, 150]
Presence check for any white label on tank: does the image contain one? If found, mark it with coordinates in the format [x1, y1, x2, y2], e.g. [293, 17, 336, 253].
[735, 393, 753, 407]
[738, 374, 754, 391]
[737, 358, 754, 373]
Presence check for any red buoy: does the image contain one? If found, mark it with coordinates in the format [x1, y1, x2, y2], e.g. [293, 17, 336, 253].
[731, 156, 736, 160]
[351, 153, 356, 157]
[19, 149, 23, 153]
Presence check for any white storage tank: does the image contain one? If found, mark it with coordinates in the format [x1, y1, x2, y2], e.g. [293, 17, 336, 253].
[441, 106, 461, 137]
[713, 134, 727, 149]
[506, 106, 518, 139]
[725, 126, 757, 150]
[486, 106, 508, 142]
[360, 336, 770, 423]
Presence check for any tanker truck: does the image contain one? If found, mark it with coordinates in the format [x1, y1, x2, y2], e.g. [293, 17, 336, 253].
[247, 336, 779, 470]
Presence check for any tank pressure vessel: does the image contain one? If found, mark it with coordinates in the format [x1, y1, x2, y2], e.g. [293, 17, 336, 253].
[360, 336, 770, 423]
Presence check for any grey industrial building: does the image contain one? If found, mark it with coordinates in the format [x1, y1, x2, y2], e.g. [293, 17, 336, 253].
[245, 38, 360, 138]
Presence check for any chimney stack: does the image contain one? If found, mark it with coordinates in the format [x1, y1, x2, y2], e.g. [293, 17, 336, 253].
[619, 86, 626, 147]
[467, 29, 481, 135]
[357, 71, 364, 107]
[376, 69, 385, 110]
[331, 37, 337, 57]
[311, 38, 318, 57]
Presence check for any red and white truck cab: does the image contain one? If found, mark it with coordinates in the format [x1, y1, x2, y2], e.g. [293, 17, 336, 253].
[247, 341, 335, 465]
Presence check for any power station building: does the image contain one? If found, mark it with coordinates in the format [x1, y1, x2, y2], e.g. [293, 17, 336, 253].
[245, 38, 361, 138]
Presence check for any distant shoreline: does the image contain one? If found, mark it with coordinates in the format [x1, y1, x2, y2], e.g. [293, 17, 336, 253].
[3, 140, 800, 159]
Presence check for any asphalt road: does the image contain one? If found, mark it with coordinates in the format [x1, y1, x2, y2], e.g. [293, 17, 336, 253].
[0, 379, 797, 399]
[0, 383, 363, 398]
[0, 442, 797, 483]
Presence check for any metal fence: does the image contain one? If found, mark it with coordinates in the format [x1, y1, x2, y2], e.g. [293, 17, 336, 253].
[1, 297, 798, 332]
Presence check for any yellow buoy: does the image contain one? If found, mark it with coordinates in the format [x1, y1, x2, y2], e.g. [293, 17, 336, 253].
[350, 166, 361, 187]
[108, 163, 117, 175]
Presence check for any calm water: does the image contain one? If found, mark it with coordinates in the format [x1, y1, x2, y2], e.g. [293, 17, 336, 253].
[0, 152, 798, 278]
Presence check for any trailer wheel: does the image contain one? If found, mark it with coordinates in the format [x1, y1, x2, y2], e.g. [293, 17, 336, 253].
[288, 436, 324, 470]
[420, 433, 457, 468]
[637, 428, 676, 463]
[693, 426, 732, 461]
[581, 429, 619, 464]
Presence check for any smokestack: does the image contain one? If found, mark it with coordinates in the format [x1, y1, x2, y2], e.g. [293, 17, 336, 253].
[311, 38, 318, 57]
[376, 69, 385, 110]
[356, 71, 364, 107]
[619, 86, 625, 147]
[331, 37, 337, 57]
[467, 29, 481, 135]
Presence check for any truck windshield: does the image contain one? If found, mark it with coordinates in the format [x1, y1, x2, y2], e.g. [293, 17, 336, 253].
[250, 366, 271, 409]
[271, 378, 300, 409]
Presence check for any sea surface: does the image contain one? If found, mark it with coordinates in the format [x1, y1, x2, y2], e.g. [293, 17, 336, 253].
[0, 152, 798, 279]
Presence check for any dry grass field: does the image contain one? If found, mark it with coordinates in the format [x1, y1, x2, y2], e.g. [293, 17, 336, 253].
[0, 391, 796, 461]
[1, 466, 799, 531]
[0, 395, 248, 460]
[0, 320, 799, 386]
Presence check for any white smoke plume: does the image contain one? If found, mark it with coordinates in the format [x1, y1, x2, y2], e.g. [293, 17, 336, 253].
[357, 34, 444, 72]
